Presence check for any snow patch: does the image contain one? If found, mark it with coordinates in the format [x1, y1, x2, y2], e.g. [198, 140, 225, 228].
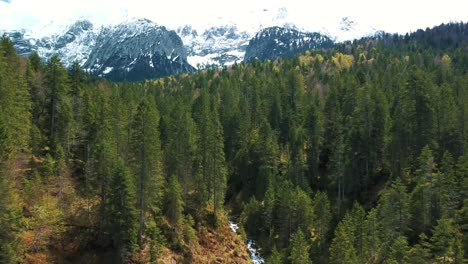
[102, 67, 113, 74]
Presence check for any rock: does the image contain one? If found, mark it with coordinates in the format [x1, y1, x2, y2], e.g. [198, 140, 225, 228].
[244, 26, 333, 62]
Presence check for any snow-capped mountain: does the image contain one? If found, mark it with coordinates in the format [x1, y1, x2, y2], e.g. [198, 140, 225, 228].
[83, 18, 194, 81]
[322, 17, 382, 43]
[36, 20, 99, 68]
[177, 25, 252, 69]
[2, 11, 383, 81]
[244, 26, 334, 62]
[2, 18, 195, 81]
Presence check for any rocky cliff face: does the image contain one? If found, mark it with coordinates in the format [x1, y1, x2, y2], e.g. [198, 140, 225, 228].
[177, 25, 251, 69]
[3, 19, 195, 82]
[3, 20, 340, 81]
[84, 19, 195, 81]
[244, 26, 334, 62]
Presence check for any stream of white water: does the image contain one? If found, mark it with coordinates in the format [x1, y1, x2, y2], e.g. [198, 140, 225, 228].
[229, 221, 265, 264]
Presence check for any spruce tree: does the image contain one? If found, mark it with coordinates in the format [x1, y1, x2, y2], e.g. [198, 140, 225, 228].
[312, 191, 331, 253]
[129, 97, 163, 246]
[45, 55, 72, 157]
[329, 214, 359, 264]
[289, 229, 312, 264]
[110, 159, 137, 260]
[165, 175, 184, 228]
[378, 178, 411, 243]
[386, 235, 410, 264]
[411, 145, 436, 236]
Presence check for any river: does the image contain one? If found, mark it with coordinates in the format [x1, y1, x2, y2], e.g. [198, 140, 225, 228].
[229, 221, 265, 264]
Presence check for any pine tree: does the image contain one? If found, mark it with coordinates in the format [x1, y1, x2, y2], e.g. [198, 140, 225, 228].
[0, 37, 31, 152]
[0, 118, 22, 262]
[289, 229, 312, 264]
[262, 182, 275, 233]
[312, 191, 331, 253]
[411, 145, 436, 236]
[165, 175, 184, 228]
[304, 94, 323, 189]
[129, 97, 163, 246]
[266, 246, 283, 264]
[210, 100, 227, 215]
[45, 55, 72, 157]
[408, 234, 431, 264]
[378, 178, 411, 243]
[386, 235, 410, 264]
[329, 214, 359, 264]
[434, 151, 458, 219]
[255, 119, 279, 199]
[434, 83, 459, 156]
[349, 203, 366, 262]
[362, 208, 382, 263]
[68, 62, 87, 160]
[162, 98, 196, 209]
[110, 159, 137, 260]
[347, 85, 389, 200]
[390, 67, 435, 175]
[193, 90, 227, 215]
[431, 218, 457, 263]
[277, 183, 313, 246]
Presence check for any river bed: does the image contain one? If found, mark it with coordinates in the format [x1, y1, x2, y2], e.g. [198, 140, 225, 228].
[229, 221, 265, 264]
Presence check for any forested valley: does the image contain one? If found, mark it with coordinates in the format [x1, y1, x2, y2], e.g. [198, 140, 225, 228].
[0, 22, 467, 263]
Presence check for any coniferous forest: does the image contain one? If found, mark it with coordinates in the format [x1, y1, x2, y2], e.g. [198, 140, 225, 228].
[0, 23, 467, 263]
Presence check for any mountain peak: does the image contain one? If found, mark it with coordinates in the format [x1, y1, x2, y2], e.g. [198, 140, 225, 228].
[339, 17, 357, 31]
[245, 26, 333, 62]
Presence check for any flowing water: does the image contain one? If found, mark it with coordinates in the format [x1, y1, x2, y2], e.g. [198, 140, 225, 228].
[229, 221, 265, 264]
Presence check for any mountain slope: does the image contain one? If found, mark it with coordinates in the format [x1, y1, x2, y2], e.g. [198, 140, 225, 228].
[84, 19, 195, 81]
[3, 19, 195, 81]
[177, 25, 252, 69]
[244, 26, 334, 62]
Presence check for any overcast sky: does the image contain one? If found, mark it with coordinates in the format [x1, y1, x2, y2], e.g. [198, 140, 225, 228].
[0, 0, 466, 35]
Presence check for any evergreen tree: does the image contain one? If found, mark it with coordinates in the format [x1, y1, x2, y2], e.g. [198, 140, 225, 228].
[255, 119, 279, 199]
[68, 62, 87, 160]
[431, 218, 457, 263]
[347, 85, 389, 200]
[165, 175, 184, 228]
[304, 94, 323, 189]
[408, 234, 431, 264]
[411, 145, 437, 236]
[390, 68, 435, 175]
[386, 235, 410, 264]
[163, 100, 196, 209]
[210, 100, 227, 215]
[312, 191, 331, 253]
[434, 83, 460, 156]
[434, 151, 458, 219]
[289, 229, 312, 264]
[193, 90, 227, 215]
[110, 159, 138, 260]
[362, 208, 382, 263]
[277, 183, 313, 246]
[329, 214, 359, 264]
[0, 37, 31, 152]
[45, 55, 72, 157]
[378, 178, 411, 243]
[129, 97, 163, 246]
[266, 246, 283, 264]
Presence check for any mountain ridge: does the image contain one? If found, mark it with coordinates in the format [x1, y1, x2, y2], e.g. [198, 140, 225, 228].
[244, 26, 334, 62]
[1, 16, 384, 81]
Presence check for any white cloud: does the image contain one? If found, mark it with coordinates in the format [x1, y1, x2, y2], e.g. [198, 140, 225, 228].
[0, 0, 466, 35]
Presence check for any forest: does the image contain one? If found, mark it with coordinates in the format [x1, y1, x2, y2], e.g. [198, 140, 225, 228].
[0, 22, 467, 263]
